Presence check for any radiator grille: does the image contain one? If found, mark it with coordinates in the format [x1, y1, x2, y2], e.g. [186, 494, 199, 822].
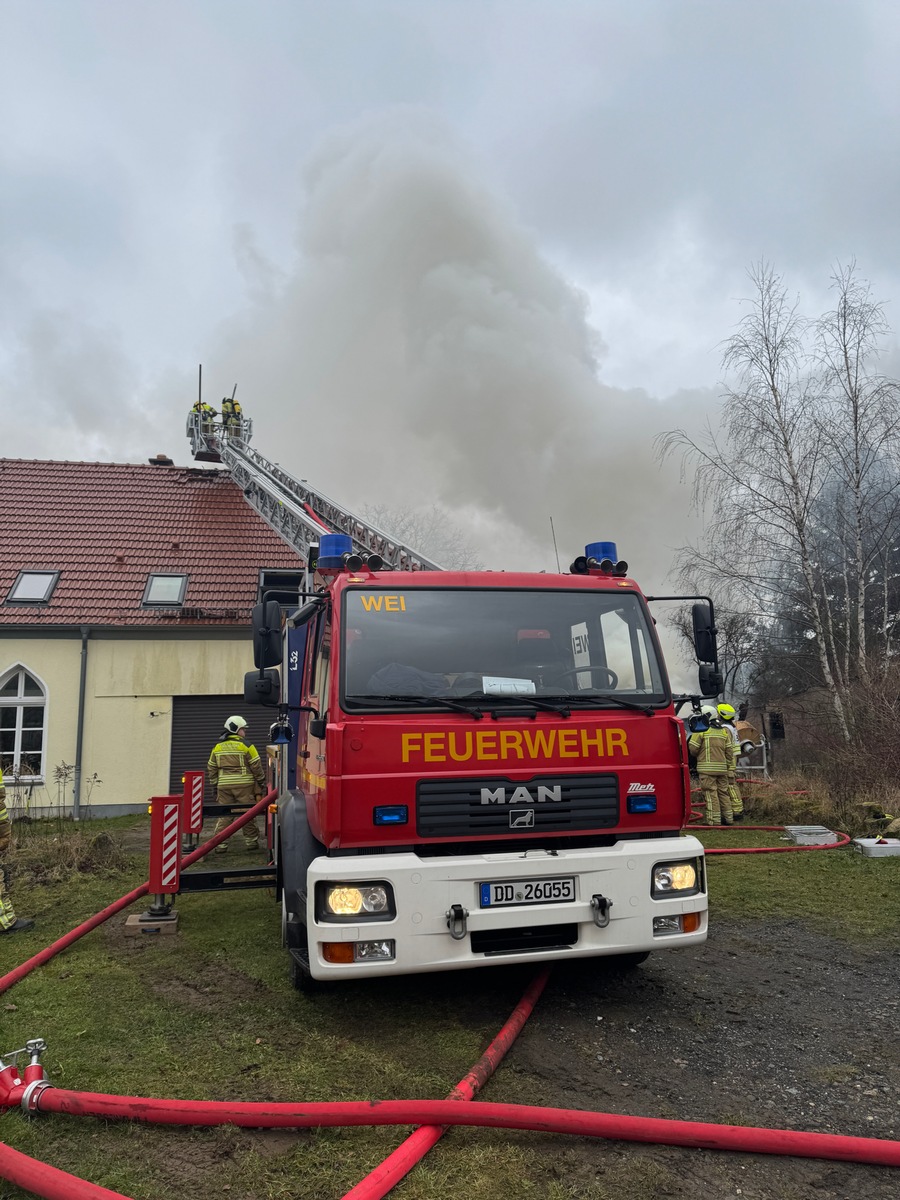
[417, 773, 619, 838]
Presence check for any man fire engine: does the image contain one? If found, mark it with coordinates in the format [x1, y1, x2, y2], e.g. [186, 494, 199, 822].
[248, 536, 717, 991]
[189, 411, 720, 991]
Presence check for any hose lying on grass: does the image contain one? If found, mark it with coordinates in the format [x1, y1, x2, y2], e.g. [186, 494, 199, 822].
[3, 1087, 900, 1169]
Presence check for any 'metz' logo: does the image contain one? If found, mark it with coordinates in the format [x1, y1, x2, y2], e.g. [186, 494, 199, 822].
[481, 785, 562, 805]
[627, 782, 655, 794]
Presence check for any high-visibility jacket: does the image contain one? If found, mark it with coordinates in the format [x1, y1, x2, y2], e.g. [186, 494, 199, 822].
[0, 768, 10, 854]
[688, 725, 735, 774]
[723, 721, 741, 765]
[207, 736, 266, 791]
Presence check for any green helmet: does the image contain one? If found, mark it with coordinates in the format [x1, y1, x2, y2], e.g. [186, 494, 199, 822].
[717, 703, 736, 721]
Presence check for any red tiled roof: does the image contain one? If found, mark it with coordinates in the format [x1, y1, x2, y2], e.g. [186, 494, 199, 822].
[0, 459, 304, 627]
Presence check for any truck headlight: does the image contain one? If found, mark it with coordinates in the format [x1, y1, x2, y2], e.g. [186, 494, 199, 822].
[321, 883, 394, 919]
[652, 860, 701, 898]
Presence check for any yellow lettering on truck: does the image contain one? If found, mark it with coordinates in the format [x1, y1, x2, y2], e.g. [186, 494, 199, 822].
[401, 727, 628, 763]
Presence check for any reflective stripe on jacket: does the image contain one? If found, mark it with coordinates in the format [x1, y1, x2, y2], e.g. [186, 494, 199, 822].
[207, 737, 265, 790]
[688, 725, 735, 774]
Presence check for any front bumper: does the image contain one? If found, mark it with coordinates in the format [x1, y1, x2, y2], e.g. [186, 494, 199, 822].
[295, 835, 707, 980]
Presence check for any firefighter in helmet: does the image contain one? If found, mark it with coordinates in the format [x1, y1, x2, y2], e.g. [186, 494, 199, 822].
[190, 398, 217, 435]
[207, 716, 266, 852]
[717, 702, 745, 822]
[688, 705, 736, 826]
[220, 394, 243, 439]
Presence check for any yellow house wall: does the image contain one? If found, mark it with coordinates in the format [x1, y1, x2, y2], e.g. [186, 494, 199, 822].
[1, 636, 253, 814]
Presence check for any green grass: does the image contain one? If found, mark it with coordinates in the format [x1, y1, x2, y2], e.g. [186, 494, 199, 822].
[1, 814, 899, 1197]
[697, 826, 900, 938]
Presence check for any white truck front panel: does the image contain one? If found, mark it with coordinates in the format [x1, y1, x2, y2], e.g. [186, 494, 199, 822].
[304, 835, 706, 980]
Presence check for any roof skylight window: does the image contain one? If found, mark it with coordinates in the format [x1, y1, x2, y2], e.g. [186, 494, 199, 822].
[142, 574, 189, 606]
[6, 571, 60, 604]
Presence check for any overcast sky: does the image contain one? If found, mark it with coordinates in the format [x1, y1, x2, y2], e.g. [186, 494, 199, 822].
[3, 0, 900, 592]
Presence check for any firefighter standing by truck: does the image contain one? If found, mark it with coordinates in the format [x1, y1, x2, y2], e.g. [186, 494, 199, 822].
[688, 705, 736, 826]
[207, 716, 266, 852]
[0, 767, 35, 935]
[717, 702, 745, 823]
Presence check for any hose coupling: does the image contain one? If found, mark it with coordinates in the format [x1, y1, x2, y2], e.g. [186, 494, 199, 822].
[446, 903, 469, 940]
[21, 1078, 53, 1116]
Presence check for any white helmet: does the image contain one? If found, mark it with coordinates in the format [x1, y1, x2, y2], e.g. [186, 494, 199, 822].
[700, 705, 719, 722]
[224, 714, 248, 734]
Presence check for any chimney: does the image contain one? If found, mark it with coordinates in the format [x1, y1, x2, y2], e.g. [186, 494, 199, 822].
[149, 454, 174, 466]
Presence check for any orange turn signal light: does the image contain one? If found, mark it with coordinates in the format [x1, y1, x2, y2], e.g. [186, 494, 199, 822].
[322, 942, 355, 964]
[683, 912, 701, 934]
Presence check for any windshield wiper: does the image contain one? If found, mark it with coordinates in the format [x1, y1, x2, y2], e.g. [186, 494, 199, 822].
[344, 693, 484, 719]
[552, 692, 657, 716]
[454, 692, 571, 718]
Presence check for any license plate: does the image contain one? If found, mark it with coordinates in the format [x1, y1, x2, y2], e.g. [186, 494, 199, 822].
[479, 876, 576, 908]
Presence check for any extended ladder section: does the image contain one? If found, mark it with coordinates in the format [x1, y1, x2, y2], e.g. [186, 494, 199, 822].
[187, 413, 443, 571]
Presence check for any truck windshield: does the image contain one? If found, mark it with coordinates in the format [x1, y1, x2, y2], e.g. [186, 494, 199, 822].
[341, 588, 668, 711]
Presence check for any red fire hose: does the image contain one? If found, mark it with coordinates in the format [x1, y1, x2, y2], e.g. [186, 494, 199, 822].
[5, 1088, 897, 1169]
[0, 794, 272, 997]
[343, 967, 550, 1200]
[0, 1143, 132, 1200]
[696, 825, 852, 855]
[1, 797, 894, 1200]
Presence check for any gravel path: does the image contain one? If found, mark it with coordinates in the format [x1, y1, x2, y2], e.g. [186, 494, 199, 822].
[502, 917, 899, 1198]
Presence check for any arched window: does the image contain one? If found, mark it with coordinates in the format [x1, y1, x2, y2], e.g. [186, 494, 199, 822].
[0, 666, 47, 782]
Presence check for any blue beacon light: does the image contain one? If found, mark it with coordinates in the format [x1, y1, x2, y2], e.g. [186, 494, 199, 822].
[317, 533, 354, 568]
[586, 541, 617, 562]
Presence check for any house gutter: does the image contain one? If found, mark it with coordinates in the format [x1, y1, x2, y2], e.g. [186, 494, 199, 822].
[72, 626, 91, 820]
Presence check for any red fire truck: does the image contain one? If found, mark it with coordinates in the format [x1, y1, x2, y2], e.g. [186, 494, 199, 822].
[248, 537, 718, 991]
[187, 410, 719, 991]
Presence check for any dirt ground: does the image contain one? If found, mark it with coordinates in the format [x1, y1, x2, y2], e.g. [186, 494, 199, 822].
[22, 822, 898, 1198]
[502, 916, 899, 1199]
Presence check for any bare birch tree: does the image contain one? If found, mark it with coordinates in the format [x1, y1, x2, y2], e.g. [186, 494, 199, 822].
[659, 263, 851, 735]
[813, 261, 900, 686]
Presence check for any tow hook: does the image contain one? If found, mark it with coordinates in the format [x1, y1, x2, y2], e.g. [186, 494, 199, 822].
[446, 903, 469, 940]
[590, 894, 613, 928]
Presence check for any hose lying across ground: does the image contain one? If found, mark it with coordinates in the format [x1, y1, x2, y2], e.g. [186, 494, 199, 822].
[0, 801, 894, 1200]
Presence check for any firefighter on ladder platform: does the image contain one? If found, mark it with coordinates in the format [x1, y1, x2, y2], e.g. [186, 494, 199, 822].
[220, 393, 243, 439]
[190, 398, 217, 435]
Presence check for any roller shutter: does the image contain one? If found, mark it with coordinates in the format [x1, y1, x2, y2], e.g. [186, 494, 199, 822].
[169, 695, 275, 797]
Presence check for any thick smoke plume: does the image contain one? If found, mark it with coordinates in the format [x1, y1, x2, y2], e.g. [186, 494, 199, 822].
[213, 110, 712, 591]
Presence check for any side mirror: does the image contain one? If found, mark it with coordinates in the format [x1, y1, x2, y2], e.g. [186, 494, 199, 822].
[698, 664, 723, 697]
[252, 599, 283, 668]
[691, 602, 717, 664]
[244, 668, 281, 706]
